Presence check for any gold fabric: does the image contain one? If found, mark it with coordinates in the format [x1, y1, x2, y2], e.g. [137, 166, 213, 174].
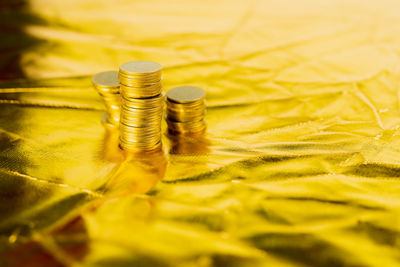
[1, 0, 400, 266]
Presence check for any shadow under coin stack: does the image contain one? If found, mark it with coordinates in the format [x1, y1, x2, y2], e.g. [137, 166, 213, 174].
[118, 61, 164, 151]
[166, 86, 207, 134]
[92, 71, 121, 127]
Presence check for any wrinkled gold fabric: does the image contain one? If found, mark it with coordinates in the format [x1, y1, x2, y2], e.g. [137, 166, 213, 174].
[2, 0, 400, 266]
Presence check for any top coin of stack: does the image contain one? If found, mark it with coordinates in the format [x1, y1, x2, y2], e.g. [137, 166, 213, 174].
[118, 61, 164, 151]
[166, 86, 207, 134]
[92, 71, 121, 127]
[119, 61, 162, 98]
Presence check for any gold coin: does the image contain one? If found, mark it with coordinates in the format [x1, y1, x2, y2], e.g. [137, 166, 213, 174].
[120, 118, 162, 125]
[120, 79, 161, 88]
[120, 119, 161, 128]
[92, 71, 121, 126]
[120, 124, 161, 134]
[120, 136, 161, 143]
[118, 61, 165, 151]
[166, 105, 205, 116]
[121, 132, 160, 140]
[121, 136, 161, 142]
[119, 134, 161, 143]
[168, 127, 206, 135]
[92, 71, 120, 92]
[167, 107, 204, 115]
[120, 138, 161, 146]
[119, 73, 161, 84]
[119, 140, 161, 151]
[120, 140, 160, 148]
[120, 110, 162, 119]
[167, 119, 206, 131]
[120, 133, 161, 140]
[166, 101, 205, 112]
[120, 84, 162, 99]
[120, 122, 161, 132]
[119, 61, 162, 76]
[122, 92, 165, 109]
[167, 112, 205, 123]
[120, 115, 161, 122]
[120, 108, 163, 118]
[97, 90, 120, 98]
[167, 120, 206, 129]
[121, 108, 163, 118]
[168, 124, 206, 134]
[119, 78, 161, 88]
[120, 82, 162, 90]
[166, 86, 205, 104]
[165, 86, 207, 133]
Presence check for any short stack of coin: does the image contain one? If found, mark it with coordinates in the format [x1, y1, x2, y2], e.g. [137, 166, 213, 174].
[92, 71, 121, 127]
[118, 61, 164, 151]
[166, 86, 207, 134]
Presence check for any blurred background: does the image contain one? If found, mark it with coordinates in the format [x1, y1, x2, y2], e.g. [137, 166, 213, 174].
[2, 0, 400, 266]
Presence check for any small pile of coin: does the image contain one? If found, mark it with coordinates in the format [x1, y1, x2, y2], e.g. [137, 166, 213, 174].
[92, 71, 121, 127]
[166, 86, 206, 134]
[118, 61, 164, 151]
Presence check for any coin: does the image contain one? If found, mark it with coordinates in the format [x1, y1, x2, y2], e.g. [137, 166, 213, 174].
[92, 71, 121, 126]
[122, 91, 165, 109]
[92, 71, 119, 88]
[119, 61, 162, 76]
[118, 61, 164, 151]
[166, 110, 206, 122]
[120, 83, 162, 99]
[119, 73, 161, 85]
[166, 86, 207, 134]
[167, 119, 207, 134]
[166, 86, 205, 104]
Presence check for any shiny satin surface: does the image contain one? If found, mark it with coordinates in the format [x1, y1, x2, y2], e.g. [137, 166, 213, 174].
[2, 0, 400, 266]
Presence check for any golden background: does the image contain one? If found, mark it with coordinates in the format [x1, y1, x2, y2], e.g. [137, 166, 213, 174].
[1, 0, 400, 266]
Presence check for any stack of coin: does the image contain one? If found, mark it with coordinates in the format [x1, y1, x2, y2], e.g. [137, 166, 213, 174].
[166, 86, 207, 134]
[92, 71, 121, 127]
[118, 61, 164, 151]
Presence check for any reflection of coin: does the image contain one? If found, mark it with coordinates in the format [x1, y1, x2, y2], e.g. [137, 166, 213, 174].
[168, 132, 210, 155]
[167, 86, 206, 104]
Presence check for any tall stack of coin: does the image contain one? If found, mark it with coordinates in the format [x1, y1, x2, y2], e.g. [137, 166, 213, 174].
[118, 61, 164, 151]
[166, 86, 207, 134]
[92, 71, 121, 127]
